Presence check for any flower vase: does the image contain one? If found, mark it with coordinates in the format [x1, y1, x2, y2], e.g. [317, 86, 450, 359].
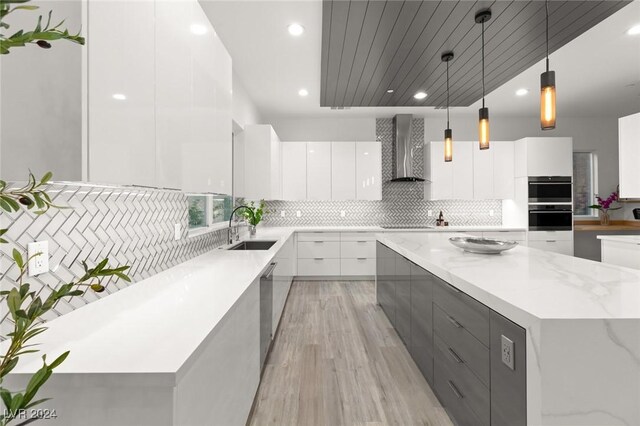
[248, 224, 257, 238]
[599, 210, 610, 226]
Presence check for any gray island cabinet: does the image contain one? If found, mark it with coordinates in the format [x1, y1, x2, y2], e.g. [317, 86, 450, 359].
[376, 241, 526, 426]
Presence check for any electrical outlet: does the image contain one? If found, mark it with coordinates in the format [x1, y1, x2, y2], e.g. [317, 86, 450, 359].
[27, 241, 49, 277]
[428, 210, 433, 217]
[296, 210, 301, 217]
[174, 223, 181, 240]
[340, 210, 346, 218]
[501, 335, 515, 370]
[280, 210, 286, 217]
[489, 209, 495, 217]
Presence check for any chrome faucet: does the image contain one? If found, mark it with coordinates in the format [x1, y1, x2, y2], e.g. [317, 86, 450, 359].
[228, 205, 249, 244]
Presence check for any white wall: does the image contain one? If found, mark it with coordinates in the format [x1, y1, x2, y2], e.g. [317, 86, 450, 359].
[271, 117, 376, 141]
[0, 1, 83, 181]
[232, 71, 262, 129]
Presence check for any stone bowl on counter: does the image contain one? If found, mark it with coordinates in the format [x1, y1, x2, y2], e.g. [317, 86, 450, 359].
[449, 236, 518, 254]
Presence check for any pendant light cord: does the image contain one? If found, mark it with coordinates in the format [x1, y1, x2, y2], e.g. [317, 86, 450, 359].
[545, 0, 550, 72]
[446, 58, 450, 128]
[481, 19, 485, 109]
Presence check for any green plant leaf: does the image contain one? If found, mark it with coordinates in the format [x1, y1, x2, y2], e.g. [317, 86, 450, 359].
[0, 357, 19, 378]
[0, 388, 12, 409]
[12, 249, 24, 269]
[48, 351, 69, 369]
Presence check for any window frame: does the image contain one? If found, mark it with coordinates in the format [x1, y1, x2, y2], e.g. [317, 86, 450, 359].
[187, 193, 235, 237]
[573, 151, 599, 219]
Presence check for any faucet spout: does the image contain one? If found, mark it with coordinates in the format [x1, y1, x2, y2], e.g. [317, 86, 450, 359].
[228, 205, 250, 244]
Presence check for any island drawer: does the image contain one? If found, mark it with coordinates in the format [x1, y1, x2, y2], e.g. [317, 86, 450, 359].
[433, 278, 491, 346]
[434, 305, 490, 387]
[297, 232, 340, 242]
[341, 232, 376, 241]
[340, 240, 376, 258]
[340, 258, 375, 276]
[297, 258, 340, 276]
[434, 345, 490, 426]
[297, 241, 340, 259]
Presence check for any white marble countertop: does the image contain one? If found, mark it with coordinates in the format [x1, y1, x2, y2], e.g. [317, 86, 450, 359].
[597, 234, 640, 244]
[378, 232, 640, 327]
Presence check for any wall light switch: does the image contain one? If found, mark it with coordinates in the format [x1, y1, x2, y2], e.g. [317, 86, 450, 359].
[489, 209, 495, 217]
[296, 211, 301, 217]
[428, 210, 433, 217]
[340, 210, 346, 218]
[501, 335, 515, 370]
[280, 211, 286, 217]
[27, 241, 49, 277]
[174, 223, 181, 240]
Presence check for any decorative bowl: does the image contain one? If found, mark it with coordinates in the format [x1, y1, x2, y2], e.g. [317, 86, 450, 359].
[448, 236, 518, 254]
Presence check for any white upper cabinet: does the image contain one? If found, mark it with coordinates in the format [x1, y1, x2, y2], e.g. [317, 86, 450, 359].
[307, 142, 332, 200]
[233, 131, 246, 198]
[356, 142, 382, 200]
[473, 145, 494, 200]
[243, 125, 281, 200]
[619, 112, 640, 198]
[515, 137, 573, 177]
[281, 142, 307, 200]
[88, 1, 156, 186]
[331, 142, 356, 200]
[452, 142, 474, 199]
[493, 141, 515, 199]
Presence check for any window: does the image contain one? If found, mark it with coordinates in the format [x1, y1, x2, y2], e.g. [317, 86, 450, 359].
[187, 194, 234, 230]
[573, 152, 597, 217]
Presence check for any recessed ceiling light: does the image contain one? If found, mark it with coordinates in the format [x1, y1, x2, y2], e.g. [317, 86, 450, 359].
[414, 91, 427, 100]
[515, 88, 529, 96]
[386, 89, 394, 94]
[288, 23, 305, 36]
[190, 24, 207, 35]
[298, 88, 309, 97]
[627, 24, 640, 35]
[112, 93, 126, 101]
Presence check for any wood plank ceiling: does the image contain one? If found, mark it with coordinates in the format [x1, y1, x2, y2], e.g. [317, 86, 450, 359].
[321, 0, 631, 108]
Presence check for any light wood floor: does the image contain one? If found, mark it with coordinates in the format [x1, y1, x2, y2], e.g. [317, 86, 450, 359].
[248, 280, 453, 426]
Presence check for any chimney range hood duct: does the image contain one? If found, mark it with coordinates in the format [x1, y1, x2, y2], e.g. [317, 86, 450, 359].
[391, 114, 424, 182]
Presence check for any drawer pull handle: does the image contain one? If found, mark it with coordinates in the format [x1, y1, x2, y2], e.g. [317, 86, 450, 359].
[448, 380, 464, 399]
[314, 241, 324, 243]
[447, 315, 462, 328]
[447, 347, 464, 364]
[357, 258, 367, 260]
[546, 240, 556, 242]
[314, 258, 324, 260]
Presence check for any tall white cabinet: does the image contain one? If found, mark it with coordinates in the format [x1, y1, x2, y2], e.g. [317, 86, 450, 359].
[331, 142, 356, 200]
[242, 125, 282, 200]
[307, 142, 332, 200]
[356, 142, 383, 201]
[88, 0, 232, 193]
[619, 112, 640, 198]
[281, 142, 307, 200]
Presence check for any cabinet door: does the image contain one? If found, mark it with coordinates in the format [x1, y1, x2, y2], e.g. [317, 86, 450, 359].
[527, 240, 573, 256]
[410, 262, 434, 384]
[331, 142, 356, 200]
[395, 254, 412, 347]
[233, 132, 246, 198]
[526, 137, 572, 176]
[426, 142, 453, 200]
[356, 142, 382, 200]
[269, 128, 282, 199]
[307, 142, 332, 200]
[452, 142, 474, 199]
[473, 146, 494, 200]
[493, 141, 515, 199]
[88, 1, 156, 186]
[619, 113, 640, 198]
[281, 142, 307, 200]
[376, 242, 396, 326]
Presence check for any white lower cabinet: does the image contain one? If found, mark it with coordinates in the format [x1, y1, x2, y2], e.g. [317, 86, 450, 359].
[296, 231, 376, 277]
[527, 231, 573, 256]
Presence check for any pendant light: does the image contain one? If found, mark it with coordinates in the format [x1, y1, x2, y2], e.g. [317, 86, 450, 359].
[442, 51, 454, 162]
[475, 9, 491, 150]
[540, 0, 556, 130]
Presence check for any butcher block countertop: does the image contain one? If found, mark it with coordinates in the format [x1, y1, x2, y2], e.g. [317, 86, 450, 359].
[574, 220, 640, 231]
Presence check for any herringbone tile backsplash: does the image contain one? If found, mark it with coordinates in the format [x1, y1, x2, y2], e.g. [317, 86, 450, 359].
[0, 183, 236, 323]
[262, 118, 502, 227]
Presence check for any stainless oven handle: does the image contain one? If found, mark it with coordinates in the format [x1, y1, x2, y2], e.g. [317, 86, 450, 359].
[529, 211, 572, 214]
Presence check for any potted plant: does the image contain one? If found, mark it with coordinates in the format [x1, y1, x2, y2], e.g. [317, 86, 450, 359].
[589, 187, 621, 226]
[240, 200, 267, 238]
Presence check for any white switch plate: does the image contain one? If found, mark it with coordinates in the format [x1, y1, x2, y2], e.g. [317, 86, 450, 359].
[174, 223, 181, 240]
[489, 209, 495, 217]
[296, 211, 301, 217]
[340, 210, 346, 217]
[501, 335, 515, 370]
[280, 211, 286, 217]
[27, 241, 49, 277]
[428, 210, 433, 217]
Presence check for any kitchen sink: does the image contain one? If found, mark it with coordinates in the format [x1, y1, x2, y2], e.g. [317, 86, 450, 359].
[227, 240, 277, 251]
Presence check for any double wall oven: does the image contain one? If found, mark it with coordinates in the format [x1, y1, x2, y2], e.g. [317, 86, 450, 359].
[528, 176, 573, 231]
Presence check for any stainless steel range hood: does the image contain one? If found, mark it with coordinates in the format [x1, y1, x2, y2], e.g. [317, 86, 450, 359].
[390, 114, 424, 182]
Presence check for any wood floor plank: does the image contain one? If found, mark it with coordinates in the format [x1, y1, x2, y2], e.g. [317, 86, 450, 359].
[249, 280, 453, 426]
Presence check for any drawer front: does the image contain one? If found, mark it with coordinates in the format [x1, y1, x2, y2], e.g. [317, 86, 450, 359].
[527, 239, 573, 256]
[527, 230, 572, 241]
[433, 278, 490, 346]
[482, 231, 526, 241]
[410, 262, 434, 385]
[341, 232, 376, 241]
[340, 258, 375, 276]
[341, 240, 376, 258]
[297, 258, 340, 276]
[297, 241, 340, 259]
[434, 306, 490, 387]
[434, 335, 490, 426]
[297, 232, 340, 242]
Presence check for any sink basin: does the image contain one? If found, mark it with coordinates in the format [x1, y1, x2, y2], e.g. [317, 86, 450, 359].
[228, 240, 277, 251]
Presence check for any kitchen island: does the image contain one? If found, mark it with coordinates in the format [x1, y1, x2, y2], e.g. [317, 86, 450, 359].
[377, 232, 640, 426]
[598, 234, 640, 270]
